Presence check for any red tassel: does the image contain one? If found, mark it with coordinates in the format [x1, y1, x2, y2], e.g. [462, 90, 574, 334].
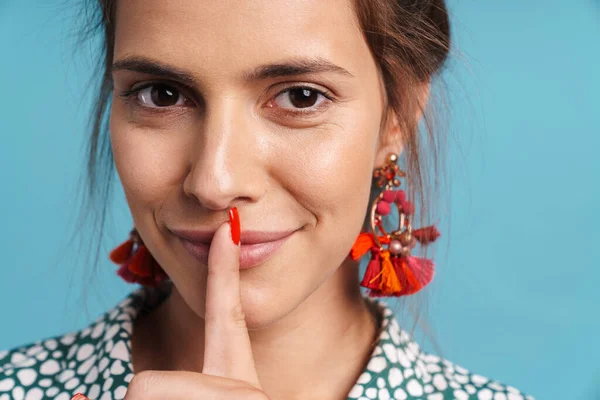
[387, 256, 435, 296]
[138, 258, 169, 287]
[116, 263, 138, 284]
[116, 257, 166, 288]
[406, 256, 435, 288]
[127, 245, 153, 277]
[412, 225, 441, 245]
[360, 247, 382, 290]
[400, 257, 421, 295]
[361, 249, 404, 297]
[109, 239, 134, 264]
[111, 240, 168, 287]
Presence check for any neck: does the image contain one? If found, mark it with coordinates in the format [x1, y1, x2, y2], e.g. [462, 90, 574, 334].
[131, 258, 380, 400]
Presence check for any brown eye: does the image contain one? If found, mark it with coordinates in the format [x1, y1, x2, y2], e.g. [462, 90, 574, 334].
[273, 87, 328, 111]
[137, 84, 188, 108]
[288, 88, 319, 108]
[151, 84, 179, 106]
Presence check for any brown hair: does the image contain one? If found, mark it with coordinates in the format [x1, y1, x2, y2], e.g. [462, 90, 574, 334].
[73, 0, 451, 306]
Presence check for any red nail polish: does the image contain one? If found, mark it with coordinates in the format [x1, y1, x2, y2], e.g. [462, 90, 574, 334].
[229, 207, 240, 245]
[71, 394, 89, 400]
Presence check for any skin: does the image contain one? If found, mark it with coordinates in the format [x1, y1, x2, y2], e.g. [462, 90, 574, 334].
[107, 0, 425, 398]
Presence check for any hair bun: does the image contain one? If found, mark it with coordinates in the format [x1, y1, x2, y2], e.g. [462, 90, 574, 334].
[426, 0, 449, 35]
[417, 0, 451, 74]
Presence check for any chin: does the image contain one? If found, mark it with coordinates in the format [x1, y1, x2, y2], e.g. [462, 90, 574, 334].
[238, 284, 302, 330]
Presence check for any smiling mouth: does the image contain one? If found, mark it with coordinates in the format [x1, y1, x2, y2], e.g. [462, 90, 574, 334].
[174, 229, 298, 269]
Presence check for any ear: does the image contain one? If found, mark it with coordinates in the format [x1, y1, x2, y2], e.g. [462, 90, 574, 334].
[374, 82, 431, 168]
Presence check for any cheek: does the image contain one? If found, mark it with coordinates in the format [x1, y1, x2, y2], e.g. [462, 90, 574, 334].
[272, 110, 379, 256]
[109, 108, 188, 218]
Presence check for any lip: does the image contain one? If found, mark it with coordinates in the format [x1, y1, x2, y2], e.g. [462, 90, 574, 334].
[173, 229, 298, 269]
[171, 229, 298, 245]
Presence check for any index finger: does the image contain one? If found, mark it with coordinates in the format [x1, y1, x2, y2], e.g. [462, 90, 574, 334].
[201, 207, 262, 389]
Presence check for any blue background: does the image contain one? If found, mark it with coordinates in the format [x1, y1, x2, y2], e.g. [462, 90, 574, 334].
[1, 1, 599, 399]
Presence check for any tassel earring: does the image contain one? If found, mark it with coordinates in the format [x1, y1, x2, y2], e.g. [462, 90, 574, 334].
[350, 153, 441, 297]
[109, 228, 168, 287]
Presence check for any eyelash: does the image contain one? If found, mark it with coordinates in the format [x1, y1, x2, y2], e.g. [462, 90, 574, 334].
[118, 82, 335, 117]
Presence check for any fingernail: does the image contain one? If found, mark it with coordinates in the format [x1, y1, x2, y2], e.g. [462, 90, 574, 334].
[71, 394, 89, 400]
[228, 207, 241, 245]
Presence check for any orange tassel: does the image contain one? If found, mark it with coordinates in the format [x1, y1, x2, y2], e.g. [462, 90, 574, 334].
[399, 257, 421, 294]
[378, 250, 402, 295]
[109, 239, 134, 264]
[127, 245, 153, 277]
[350, 232, 391, 260]
[350, 233, 376, 260]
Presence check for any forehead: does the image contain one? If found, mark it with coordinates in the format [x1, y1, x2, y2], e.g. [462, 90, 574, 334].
[113, 0, 371, 82]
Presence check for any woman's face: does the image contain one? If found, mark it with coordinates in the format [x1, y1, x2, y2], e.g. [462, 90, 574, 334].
[110, 0, 396, 327]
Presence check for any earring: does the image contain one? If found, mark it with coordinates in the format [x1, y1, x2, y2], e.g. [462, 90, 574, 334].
[349, 153, 440, 297]
[109, 227, 168, 287]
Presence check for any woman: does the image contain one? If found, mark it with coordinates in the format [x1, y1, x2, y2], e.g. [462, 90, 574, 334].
[0, 0, 533, 399]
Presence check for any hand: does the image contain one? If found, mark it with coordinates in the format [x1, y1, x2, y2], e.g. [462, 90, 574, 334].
[73, 208, 268, 400]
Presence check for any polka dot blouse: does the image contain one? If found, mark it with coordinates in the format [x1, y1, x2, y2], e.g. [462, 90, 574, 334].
[0, 287, 534, 399]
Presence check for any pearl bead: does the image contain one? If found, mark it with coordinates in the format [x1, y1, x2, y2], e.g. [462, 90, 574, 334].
[389, 239, 403, 255]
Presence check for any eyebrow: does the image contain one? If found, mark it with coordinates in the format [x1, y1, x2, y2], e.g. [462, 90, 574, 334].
[111, 56, 354, 86]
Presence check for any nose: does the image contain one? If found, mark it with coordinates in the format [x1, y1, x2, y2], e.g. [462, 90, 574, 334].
[182, 98, 266, 210]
